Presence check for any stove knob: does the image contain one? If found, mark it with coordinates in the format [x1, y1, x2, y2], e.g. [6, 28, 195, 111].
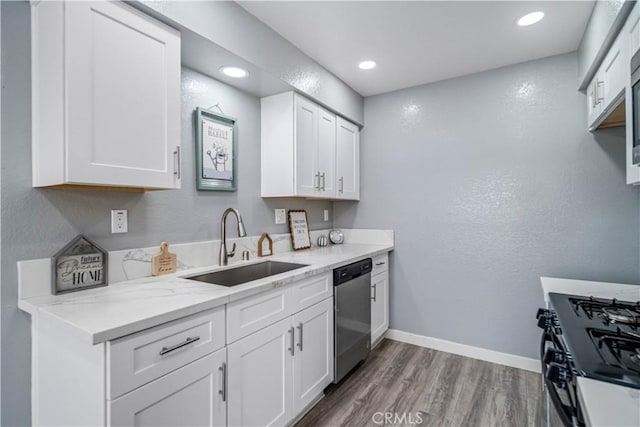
[536, 308, 552, 330]
[543, 348, 565, 365]
[546, 362, 570, 388]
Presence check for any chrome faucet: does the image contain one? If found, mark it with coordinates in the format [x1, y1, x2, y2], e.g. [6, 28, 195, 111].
[219, 208, 247, 266]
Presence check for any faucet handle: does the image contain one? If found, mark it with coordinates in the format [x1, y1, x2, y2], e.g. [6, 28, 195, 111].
[227, 243, 237, 258]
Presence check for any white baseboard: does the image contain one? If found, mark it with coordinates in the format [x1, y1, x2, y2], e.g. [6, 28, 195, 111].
[385, 329, 541, 373]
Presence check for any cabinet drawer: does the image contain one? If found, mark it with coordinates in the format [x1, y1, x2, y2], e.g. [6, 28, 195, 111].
[227, 287, 291, 344]
[107, 306, 225, 399]
[372, 253, 389, 275]
[290, 272, 332, 314]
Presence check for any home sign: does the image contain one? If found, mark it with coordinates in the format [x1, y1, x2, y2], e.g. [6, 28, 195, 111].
[52, 235, 108, 295]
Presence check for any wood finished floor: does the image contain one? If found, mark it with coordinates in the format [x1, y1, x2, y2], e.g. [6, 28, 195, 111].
[297, 339, 556, 427]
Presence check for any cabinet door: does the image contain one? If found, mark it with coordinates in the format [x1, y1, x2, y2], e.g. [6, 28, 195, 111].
[602, 34, 626, 111]
[64, 1, 181, 189]
[295, 95, 320, 197]
[336, 117, 360, 200]
[108, 349, 226, 427]
[228, 317, 294, 427]
[293, 298, 334, 413]
[318, 109, 336, 197]
[371, 271, 389, 345]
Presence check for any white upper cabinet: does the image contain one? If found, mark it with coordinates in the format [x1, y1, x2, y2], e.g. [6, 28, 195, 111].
[31, 1, 181, 190]
[587, 21, 628, 131]
[335, 117, 360, 200]
[261, 92, 359, 200]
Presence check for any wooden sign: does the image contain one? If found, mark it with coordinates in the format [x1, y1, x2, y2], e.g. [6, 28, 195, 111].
[288, 210, 311, 250]
[152, 242, 177, 276]
[258, 233, 273, 257]
[53, 235, 108, 295]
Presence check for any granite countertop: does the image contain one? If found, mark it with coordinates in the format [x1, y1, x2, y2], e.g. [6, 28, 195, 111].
[19, 243, 393, 345]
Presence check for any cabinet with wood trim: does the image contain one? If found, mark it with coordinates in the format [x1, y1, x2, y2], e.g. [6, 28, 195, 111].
[261, 92, 360, 200]
[31, 0, 181, 190]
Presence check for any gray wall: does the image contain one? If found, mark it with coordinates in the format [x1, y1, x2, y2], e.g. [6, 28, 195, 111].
[577, 0, 632, 90]
[334, 52, 640, 359]
[135, 0, 364, 124]
[0, 3, 332, 424]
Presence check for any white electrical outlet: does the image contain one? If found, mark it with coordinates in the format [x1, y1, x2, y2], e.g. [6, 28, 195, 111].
[324, 209, 329, 221]
[275, 209, 286, 225]
[111, 209, 128, 233]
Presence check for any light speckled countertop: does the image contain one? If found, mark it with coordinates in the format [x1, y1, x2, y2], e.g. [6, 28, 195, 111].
[19, 243, 392, 344]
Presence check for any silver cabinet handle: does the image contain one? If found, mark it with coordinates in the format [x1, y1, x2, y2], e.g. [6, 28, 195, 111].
[297, 323, 303, 351]
[315, 172, 321, 190]
[371, 283, 377, 302]
[590, 80, 597, 109]
[173, 146, 181, 179]
[375, 261, 386, 266]
[339, 176, 344, 193]
[596, 80, 604, 105]
[159, 336, 200, 356]
[218, 362, 227, 402]
[320, 172, 326, 191]
[288, 327, 295, 356]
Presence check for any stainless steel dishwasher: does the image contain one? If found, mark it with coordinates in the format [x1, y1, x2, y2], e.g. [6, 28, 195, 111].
[333, 258, 372, 383]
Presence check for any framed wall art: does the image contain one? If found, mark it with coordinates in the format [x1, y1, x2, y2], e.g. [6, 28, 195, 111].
[288, 210, 311, 250]
[195, 107, 237, 191]
[52, 235, 108, 295]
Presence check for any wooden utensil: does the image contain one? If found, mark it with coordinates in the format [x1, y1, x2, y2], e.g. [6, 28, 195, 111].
[152, 242, 177, 276]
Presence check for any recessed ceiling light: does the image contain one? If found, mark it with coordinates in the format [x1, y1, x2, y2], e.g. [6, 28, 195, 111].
[358, 60, 377, 70]
[220, 66, 248, 78]
[517, 11, 544, 26]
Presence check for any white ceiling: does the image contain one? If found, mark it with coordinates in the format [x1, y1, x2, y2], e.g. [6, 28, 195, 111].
[238, 1, 595, 97]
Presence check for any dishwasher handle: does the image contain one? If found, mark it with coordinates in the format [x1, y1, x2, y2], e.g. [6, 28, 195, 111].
[334, 258, 372, 286]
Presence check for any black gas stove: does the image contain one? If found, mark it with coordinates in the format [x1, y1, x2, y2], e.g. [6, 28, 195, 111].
[536, 293, 640, 426]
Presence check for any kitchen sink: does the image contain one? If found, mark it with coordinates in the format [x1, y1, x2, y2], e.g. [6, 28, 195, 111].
[184, 261, 308, 287]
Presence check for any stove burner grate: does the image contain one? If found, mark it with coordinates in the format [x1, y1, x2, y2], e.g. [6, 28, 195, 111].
[571, 297, 640, 328]
[590, 328, 640, 373]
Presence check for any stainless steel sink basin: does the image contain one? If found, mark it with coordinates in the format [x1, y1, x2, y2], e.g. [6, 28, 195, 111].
[184, 261, 308, 287]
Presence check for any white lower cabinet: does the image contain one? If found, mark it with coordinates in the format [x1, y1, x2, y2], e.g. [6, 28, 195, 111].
[371, 254, 390, 345]
[293, 298, 334, 413]
[227, 317, 294, 427]
[228, 297, 334, 426]
[109, 348, 227, 427]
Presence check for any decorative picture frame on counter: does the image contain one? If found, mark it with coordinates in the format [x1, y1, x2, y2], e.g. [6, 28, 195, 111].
[195, 107, 237, 191]
[258, 232, 273, 257]
[288, 210, 311, 250]
[52, 235, 108, 295]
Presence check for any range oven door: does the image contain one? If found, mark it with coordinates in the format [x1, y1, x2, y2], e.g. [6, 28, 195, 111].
[537, 309, 585, 427]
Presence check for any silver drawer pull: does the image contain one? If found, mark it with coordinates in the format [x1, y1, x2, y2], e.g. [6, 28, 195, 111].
[375, 261, 386, 266]
[218, 362, 227, 402]
[371, 283, 377, 302]
[297, 323, 304, 351]
[159, 336, 200, 356]
[288, 327, 295, 356]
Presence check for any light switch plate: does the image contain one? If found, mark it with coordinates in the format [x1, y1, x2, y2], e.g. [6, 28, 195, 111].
[111, 209, 128, 233]
[275, 209, 286, 225]
[324, 209, 329, 221]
